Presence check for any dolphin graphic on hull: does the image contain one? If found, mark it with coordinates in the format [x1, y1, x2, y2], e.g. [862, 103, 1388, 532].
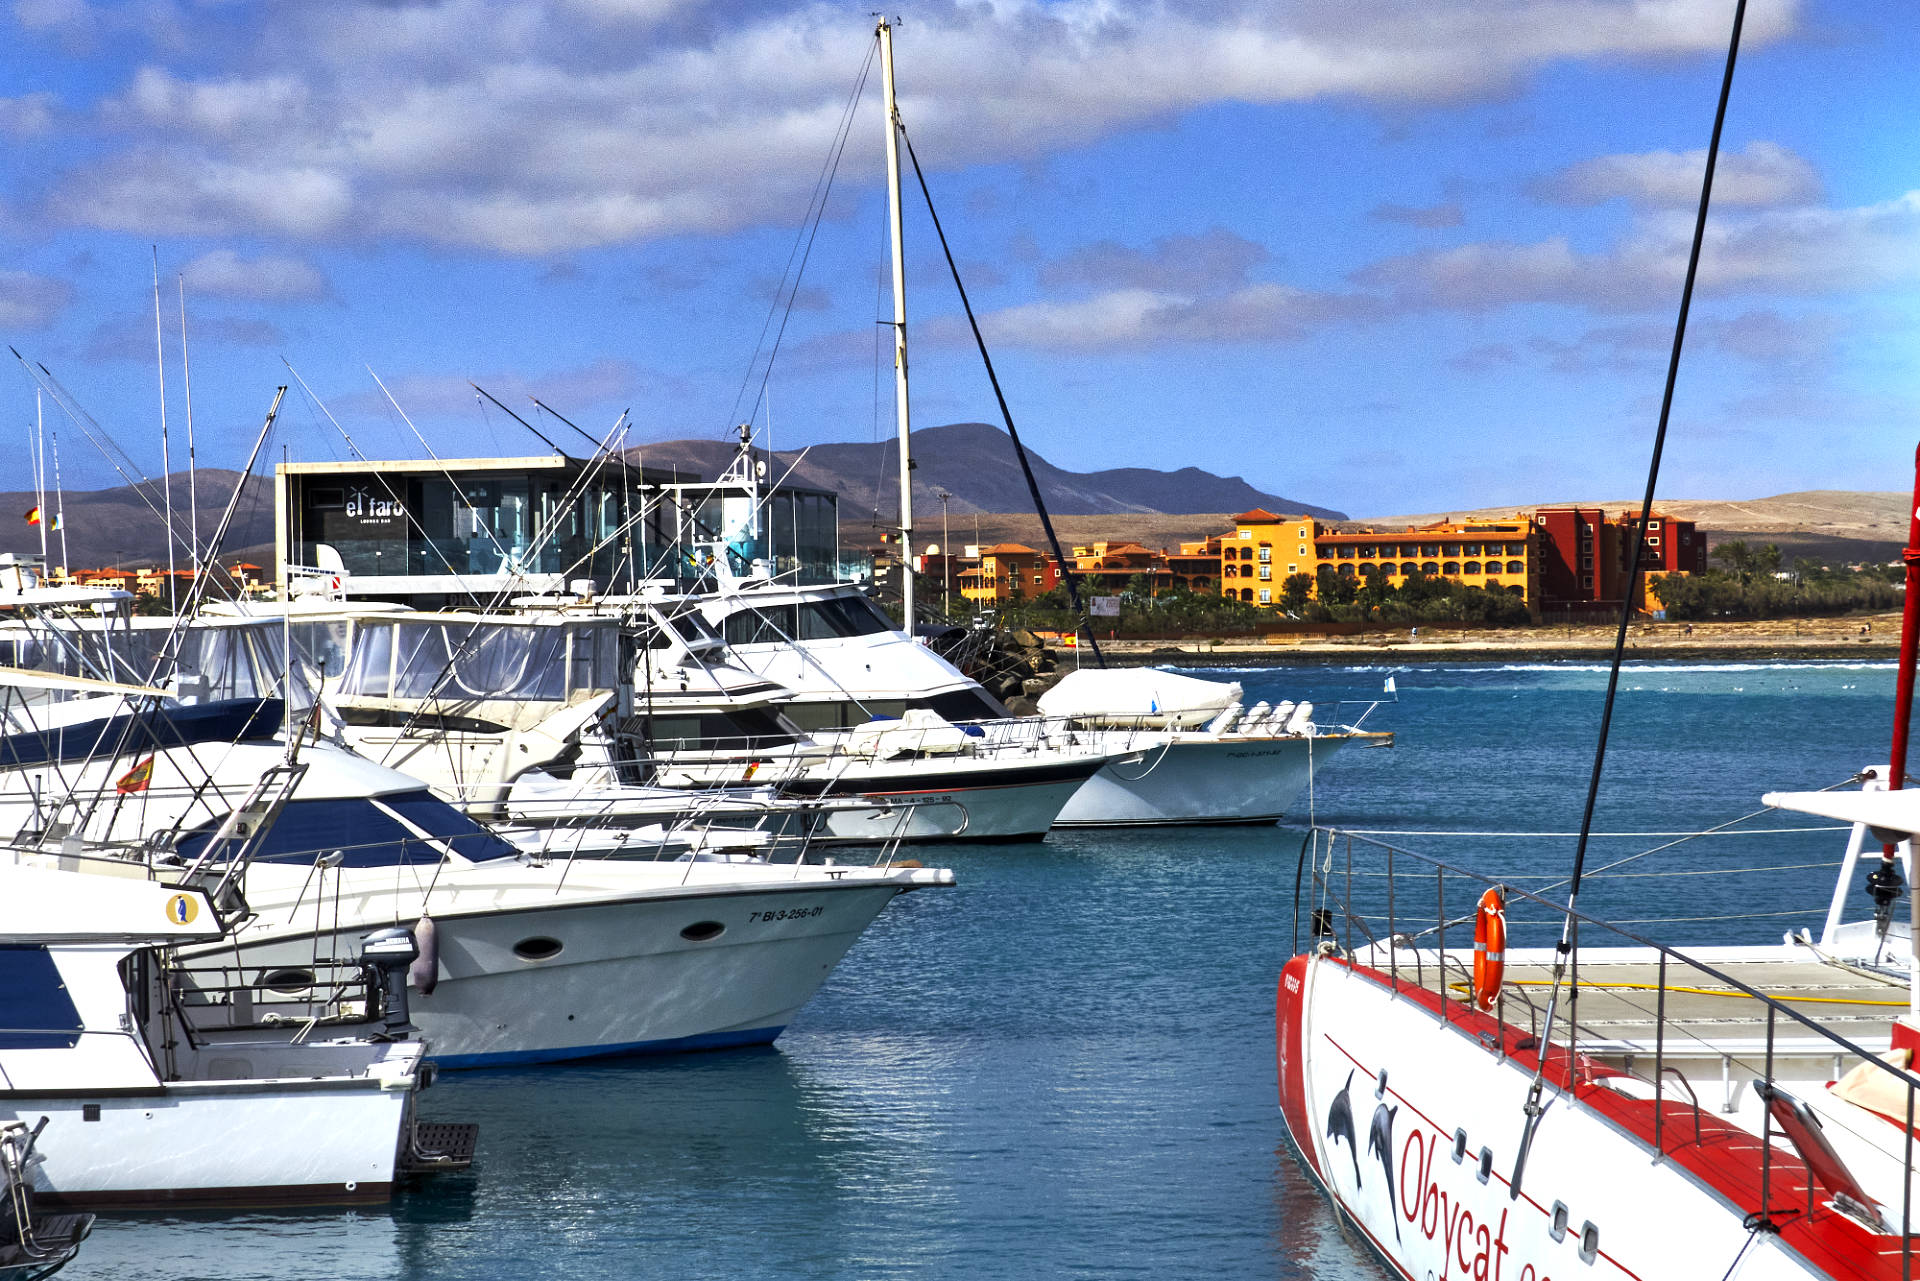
[1326, 1069, 1360, 1187]
[1367, 1100, 1400, 1241]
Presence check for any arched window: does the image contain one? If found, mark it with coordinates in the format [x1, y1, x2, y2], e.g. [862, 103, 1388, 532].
[1241, 588, 1254, 602]
[1224, 563, 1237, 578]
[1421, 562, 1439, 575]
[1443, 561, 1460, 575]
[1401, 562, 1418, 575]
[1242, 546, 1254, 560]
[1339, 563, 1356, 576]
[1421, 544, 1440, 557]
[1507, 560, 1524, 574]
[1359, 563, 1376, 575]
[1464, 561, 1481, 574]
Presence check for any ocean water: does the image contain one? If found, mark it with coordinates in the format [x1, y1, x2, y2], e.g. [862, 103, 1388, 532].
[71, 660, 1901, 1280]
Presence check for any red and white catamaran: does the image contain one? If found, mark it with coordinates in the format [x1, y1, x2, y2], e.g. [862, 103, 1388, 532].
[1278, 5, 1920, 1273]
[1276, 481, 1920, 1279]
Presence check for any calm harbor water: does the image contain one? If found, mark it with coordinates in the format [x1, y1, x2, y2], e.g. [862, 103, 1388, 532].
[72, 659, 1900, 1280]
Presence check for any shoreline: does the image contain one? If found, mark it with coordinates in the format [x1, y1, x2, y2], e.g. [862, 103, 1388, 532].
[1069, 614, 1903, 669]
[1098, 642, 1896, 668]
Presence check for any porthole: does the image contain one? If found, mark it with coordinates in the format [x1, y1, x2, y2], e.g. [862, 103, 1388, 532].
[1451, 1129, 1468, 1163]
[512, 936, 564, 961]
[1476, 1147, 1493, 1184]
[1550, 1201, 1570, 1242]
[680, 921, 726, 942]
[258, 968, 316, 994]
[1578, 1221, 1599, 1264]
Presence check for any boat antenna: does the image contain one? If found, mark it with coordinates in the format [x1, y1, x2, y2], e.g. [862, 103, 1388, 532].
[1509, 0, 1748, 1201]
[31, 392, 48, 564]
[50, 422, 68, 570]
[178, 275, 201, 577]
[528, 396, 604, 455]
[901, 129, 1103, 665]
[151, 248, 178, 612]
[470, 381, 563, 454]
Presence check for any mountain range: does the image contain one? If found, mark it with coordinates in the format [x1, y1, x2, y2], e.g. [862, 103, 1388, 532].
[0, 422, 1336, 569]
[627, 422, 1345, 523]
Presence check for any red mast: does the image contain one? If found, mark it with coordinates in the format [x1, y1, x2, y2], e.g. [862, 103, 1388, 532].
[1888, 442, 1920, 795]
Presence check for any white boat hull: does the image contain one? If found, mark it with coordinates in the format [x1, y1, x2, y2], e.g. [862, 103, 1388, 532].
[1278, 954, 1839, 1281]
[1054, 733, 1350, 827]
[5, 1076, 414, 1209]
[211, 862, 947, 1067]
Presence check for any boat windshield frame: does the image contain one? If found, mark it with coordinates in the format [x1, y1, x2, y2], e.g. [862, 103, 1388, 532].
[337, 616, 619, 703]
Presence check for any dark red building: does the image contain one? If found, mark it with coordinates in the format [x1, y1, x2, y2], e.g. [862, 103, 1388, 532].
[1531, 507, 1623, 604]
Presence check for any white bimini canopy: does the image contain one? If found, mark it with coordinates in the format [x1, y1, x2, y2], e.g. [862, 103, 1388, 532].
[1037, 668, 1242, 729]
[1763, 785, 1920, 840]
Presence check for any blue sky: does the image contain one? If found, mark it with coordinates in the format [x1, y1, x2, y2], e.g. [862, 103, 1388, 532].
[2, 0, 1916, 517]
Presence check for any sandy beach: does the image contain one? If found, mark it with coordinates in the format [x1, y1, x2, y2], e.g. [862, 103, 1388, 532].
[1085, 611, 1904, 667]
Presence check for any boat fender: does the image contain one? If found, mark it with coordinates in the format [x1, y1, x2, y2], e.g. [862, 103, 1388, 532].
[410, 915, 439, 995]
[1472, 889, 1505, 1012]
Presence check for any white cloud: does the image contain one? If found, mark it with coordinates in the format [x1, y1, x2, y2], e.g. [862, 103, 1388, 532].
[336, 357, 642, 420]
[33, 0, 1799, 255]
[0, 270, 72, 328]
[1538, 140, 1821, 209]
[0, 92, 56, 137]
[1356, 192, 1920, 313]
[974, 282, 1375, 351]
[181, 249, 329, 302]
[1040, 228, 1269, 293]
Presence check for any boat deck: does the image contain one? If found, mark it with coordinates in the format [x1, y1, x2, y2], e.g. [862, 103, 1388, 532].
[1357, 944, 1908, 1072]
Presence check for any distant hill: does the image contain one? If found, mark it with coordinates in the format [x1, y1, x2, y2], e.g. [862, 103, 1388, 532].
[631, 421, 1346, 522]
[0, 469, 275, 570]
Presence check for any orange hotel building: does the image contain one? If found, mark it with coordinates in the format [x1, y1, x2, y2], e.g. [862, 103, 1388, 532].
[1217, 509, 1539, 608]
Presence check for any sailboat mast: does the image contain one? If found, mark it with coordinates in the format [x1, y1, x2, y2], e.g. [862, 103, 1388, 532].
[878, 17, 914, 627]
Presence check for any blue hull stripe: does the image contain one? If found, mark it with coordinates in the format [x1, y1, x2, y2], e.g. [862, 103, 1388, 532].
[429, 1025, 786, 1070]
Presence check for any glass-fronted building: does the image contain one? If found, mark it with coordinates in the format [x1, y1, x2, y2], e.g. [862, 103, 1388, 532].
[276, 452, 841, 604]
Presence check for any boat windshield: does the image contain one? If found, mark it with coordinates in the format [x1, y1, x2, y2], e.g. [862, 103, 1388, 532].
[720, 595, 893, 647]
[0, 619, 314, 710]
[174, 790, 515, 866]
[630, 707, 804, 752]
[340, 620, 617, 701]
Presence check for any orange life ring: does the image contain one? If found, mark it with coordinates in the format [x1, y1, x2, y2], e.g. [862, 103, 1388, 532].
[1472, 888, 1506, 1011]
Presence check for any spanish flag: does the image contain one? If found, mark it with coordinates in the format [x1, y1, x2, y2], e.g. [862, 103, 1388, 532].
[24, 506, 39, 525]
[116, 756, 155, 794]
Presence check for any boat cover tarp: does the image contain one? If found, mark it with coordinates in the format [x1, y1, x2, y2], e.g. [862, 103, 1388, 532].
[0, 698, 283, 769]
[1037, 669, 1242, 729]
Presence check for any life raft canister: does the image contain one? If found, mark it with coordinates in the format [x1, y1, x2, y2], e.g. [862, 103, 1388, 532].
[1472, 888, 1506, 1012]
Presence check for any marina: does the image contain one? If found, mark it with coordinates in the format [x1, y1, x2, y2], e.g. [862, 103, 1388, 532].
[13, 657, 1892, 1280]
[1, 1, 1915, 1277]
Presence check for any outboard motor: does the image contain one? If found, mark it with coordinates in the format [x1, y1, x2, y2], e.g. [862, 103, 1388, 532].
[360, 927, 421, 1040]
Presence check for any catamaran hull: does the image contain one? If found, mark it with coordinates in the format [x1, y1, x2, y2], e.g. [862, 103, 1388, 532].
[4, 1084, 413, 1210]
[217, 878, 925, 1067]
[1276, 954, 1842, 1281]
[1054, 734, 1346, 827]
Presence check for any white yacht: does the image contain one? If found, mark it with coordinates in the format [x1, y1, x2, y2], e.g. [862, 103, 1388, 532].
[327, 605, 1113, 842]
[0, 665, 951, 1068]
[696, 580, 1389, 826]
[0, 863, 464, 1208]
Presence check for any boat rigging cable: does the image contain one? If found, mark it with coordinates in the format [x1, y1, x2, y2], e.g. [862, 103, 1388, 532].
[1508, 0, 1747, 1202]
[899, 130, 1104, 666]
[726, 38, 878, 437]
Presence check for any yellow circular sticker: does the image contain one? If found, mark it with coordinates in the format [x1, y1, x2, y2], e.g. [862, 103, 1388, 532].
[165, 894, 200, 926]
